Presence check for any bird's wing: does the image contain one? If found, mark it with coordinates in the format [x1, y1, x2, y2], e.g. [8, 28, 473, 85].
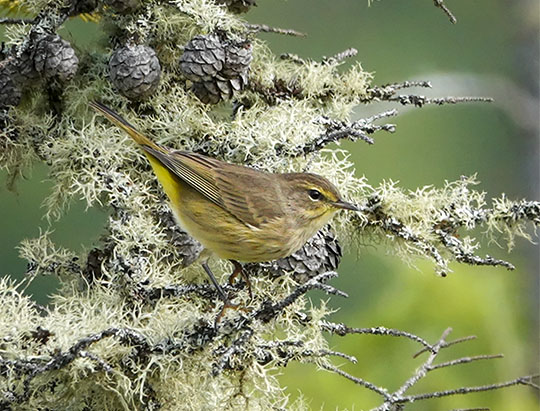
[213, 165, 283, 227]
[88, 102, 276, 225]
[144, 149, 280, 227]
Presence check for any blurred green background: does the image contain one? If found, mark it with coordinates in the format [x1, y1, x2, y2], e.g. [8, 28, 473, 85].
[1, 0, 538, 409]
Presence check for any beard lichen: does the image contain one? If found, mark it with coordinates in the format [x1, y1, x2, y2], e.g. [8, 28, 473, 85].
[0, 0, 538, 409]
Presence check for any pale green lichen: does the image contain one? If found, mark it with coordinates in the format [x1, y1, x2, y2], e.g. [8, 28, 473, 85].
[352, 176, 538, 275]
[0, 0, 538, 409]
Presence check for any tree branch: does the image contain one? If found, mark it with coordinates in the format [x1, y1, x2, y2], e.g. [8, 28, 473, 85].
[433, 0, 458, 24]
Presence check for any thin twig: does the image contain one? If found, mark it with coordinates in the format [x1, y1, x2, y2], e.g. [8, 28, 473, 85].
[388, 95, 493, 107]
[429, 354, 504, 371]
[382, 80, 432, 90]
[321, 363, 390, 399]
[280, 53, 306, 65]
[317, 349, 357, 364]
[255, 272, 338, 322]
[320, 321, 434, 352]
[436, 229, 515, 270]
[323, 48, 358, 64]
[370, 328, 521, 410]
[414, 335, 476, 358]
[244, 23, 306, 37]
[392, 328, 453, 398]
[403, 375, 539, 402]
[0, 18, 34, 25]
[365, 81, 493, 107]
[450, 408, 490, 411]
[288, 111, 397, 157]
[433, 0, 458, 24]
[311, 281, 348, 298]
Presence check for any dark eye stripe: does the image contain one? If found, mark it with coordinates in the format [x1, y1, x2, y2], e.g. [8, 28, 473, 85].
[308, 189, 323, 200]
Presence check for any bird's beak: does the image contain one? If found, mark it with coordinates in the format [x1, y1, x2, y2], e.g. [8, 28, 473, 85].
[332, 200, 360, 211]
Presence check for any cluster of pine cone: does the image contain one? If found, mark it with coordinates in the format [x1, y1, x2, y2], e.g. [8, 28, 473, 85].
[1, 0, 257, 109]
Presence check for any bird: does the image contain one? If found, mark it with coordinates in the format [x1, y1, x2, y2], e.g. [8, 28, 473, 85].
[89, 101, 359, 318]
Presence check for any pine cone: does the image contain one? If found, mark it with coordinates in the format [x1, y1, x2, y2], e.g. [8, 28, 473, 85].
[245, 226, 342, 283]
[0, 67, 21, 109]
[33, 34, 79, 81]
[7, 48, 41, 85]
[109, 44, 161, 100]
[179, 33, 252, 104]
[215, 0, 256, 13]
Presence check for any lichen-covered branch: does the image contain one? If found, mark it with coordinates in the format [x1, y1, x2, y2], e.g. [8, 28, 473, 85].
[320, 321, 435, 351]
[290, 110, 397, 156]
[244, 22, 306, 37]
[364, 80, 493, 106]
[353, 179, 539, 275]
[0, 0, 537, 409]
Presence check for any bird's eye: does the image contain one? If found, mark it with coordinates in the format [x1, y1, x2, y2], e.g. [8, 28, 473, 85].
[308, 189, 323, 201]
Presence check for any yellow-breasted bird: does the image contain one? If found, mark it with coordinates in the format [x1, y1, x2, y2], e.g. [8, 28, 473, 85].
[89, 101, 359, 315]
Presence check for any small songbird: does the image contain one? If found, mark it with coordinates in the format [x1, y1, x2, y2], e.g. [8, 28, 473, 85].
[89, 101, 359, 314]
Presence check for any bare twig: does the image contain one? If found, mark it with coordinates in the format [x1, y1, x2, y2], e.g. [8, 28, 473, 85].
[316, 349, 357, 364]
[312, 281, 348, 298]
[364, 80, 493, 107]
[323, 48, 358, 64]
[0, 18, 34, 25]
[341, 328, 540, 409]
[280, 53, 306, 65]
[413, 335, 477, 358]
[450, 408, 490, 411]
[321, 363, 390, 399]
[320, 321, 434, 352]
[244, 23, 306, 37]
[429, 354, 504, 371]
[433, 0, 458, 24]
[383, 80, 432, 90]
[391, 328, 453, 400]
[393, 95, 493, 107]
[403, 375, 539, 402]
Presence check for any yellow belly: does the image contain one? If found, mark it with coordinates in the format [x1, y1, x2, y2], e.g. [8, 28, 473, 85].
[170, 183, 293, 262]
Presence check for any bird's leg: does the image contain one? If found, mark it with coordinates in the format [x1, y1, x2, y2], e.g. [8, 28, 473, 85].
[202, 261, 244, 326]
[228, 260, 243, 285]
[202, 261, 231, 303]
[228, 260, 252, 300]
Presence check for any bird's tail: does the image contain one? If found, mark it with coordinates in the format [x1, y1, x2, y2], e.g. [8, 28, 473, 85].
[89, 101, 163, 152]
